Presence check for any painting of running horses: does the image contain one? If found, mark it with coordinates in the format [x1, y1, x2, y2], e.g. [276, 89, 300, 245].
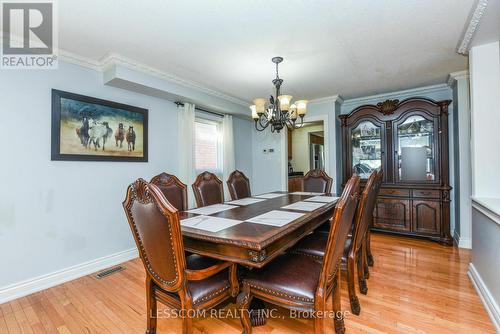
[51, 89, 148, 161]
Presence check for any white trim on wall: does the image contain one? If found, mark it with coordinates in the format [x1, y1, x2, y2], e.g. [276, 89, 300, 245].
[468, 263, 500, 332]
[447, 70, 470, 86]
[309, 94, 344, 105]
[0, 248, 138, 304]
[341, 83, 450, 111]
[283, 114, 331, 182]
[99, 53, 250, 107]
[456, 0, 489, 55]
[453, 230, 472, 249]
[472, 197, 500, 226]
[48, 47, 251, 108]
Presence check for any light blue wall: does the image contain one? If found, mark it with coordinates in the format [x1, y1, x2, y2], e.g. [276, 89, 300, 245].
[0, 61, 180, 288]
[0, 60, 254, 294]
[233, 117, 254, 188]
[251, 128, 286, 194]
[471, 205, 500, 327]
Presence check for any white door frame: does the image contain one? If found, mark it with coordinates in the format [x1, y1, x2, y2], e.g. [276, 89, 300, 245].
[282, 114, 331, 190]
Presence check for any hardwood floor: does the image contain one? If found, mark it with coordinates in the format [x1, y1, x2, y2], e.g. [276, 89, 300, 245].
[0, 234, 495, 334]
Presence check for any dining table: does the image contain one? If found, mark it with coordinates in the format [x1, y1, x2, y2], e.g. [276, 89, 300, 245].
[178, 191, 339, 326]
[179, 191, 339, 268]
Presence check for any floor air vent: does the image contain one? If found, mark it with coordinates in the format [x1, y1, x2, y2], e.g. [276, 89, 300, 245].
[96, 266, 124, 279]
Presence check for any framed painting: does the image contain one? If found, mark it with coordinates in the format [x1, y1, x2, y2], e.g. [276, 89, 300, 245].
[51, 89, 148, 162]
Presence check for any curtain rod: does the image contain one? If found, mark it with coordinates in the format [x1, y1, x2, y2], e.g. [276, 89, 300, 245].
[174, 102, 225, 117]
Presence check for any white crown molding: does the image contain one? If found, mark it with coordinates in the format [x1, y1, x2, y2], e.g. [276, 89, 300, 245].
[58, 50, 102, 71]
[447, 70, 470, 86]
[468, 263, 500, 332]
[0, 248, 138, 304]
[98, 52, 250, 107]
[342, 83, 450, 108]
[309, 94, 344, 105]
[457, 0, 489, 55]
[1, 38, 252, 107]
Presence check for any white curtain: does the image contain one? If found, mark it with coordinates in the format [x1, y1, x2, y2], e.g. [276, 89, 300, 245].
[222, 114, 236, 200]
[178, 103, 196, 208]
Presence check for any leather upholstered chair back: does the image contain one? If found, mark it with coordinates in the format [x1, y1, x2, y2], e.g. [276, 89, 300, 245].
[192, 171, 224, 207]
[226, 170, 251, 200]
[123, 179, 186, 292]
[349, 171, 378, 257]
[150, 172, 188, 211]
[321, 174, 360, 285]
[303, 169, 333, 193]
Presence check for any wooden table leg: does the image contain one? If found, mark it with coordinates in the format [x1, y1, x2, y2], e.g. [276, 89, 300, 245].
[249, 298, 267, 327]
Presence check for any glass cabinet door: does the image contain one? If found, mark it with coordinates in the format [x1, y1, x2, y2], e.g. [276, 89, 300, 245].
[351, 121, 382, 179]
[396, 115, 436, 182]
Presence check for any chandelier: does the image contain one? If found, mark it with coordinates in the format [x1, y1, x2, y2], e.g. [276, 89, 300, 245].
[251, 57, 308, 133]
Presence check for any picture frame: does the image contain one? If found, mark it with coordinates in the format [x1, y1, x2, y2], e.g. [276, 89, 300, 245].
[51, 89, 148, 162]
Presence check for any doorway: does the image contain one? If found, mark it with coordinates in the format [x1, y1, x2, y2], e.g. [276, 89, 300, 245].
[286, 120, 328, 191]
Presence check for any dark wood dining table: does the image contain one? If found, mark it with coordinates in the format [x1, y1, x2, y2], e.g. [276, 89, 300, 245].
[179, 191, 339, 268]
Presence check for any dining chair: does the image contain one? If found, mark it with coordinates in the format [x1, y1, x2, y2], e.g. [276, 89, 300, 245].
[226, 170, 251, 200]
[291, 171, 379, 316]
[123, 178, 238, 334]
[304, 169, 334, 233]
[302, 169, 333, 193]
[192, 171, 224, 207]
[365, 170, 383, 269]
[237, 174, 360, 334]
[150, 172, 188, 211]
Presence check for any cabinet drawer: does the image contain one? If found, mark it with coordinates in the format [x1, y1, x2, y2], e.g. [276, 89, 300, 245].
[413, 189, 440, 199]
[379, 188, 410, 197]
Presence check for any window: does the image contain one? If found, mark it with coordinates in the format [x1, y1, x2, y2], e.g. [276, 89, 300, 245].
[194, 114, 223, 175]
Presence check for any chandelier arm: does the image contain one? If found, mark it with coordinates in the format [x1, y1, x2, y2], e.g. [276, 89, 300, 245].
[295, 116, 304, 128]
[254, 122, 263, 131]
[257, 115, 270, 130]
[254, 120, 266, 131]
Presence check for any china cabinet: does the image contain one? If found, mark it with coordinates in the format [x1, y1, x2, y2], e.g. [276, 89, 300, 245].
[339, 98, 452, 244]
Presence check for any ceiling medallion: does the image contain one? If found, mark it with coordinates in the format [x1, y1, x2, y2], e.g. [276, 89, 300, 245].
[250, 57, 308, 133]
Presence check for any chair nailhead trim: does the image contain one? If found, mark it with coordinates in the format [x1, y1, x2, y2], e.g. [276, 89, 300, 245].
[245, 282, 314, 303]
[193, 284, 230, 306]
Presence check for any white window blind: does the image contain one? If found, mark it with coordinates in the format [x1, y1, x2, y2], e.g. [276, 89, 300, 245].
[194, 115, 223, 175]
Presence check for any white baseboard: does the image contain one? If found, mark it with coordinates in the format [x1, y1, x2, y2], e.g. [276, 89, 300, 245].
[0, 248, 138, 304]
[453, 230, 472, 249]
[468, 263, 500, 332]
[459, 237, 472, 249]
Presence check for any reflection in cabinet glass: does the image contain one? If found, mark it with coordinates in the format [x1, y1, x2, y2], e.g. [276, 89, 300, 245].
[397, 115, 435, 181]
[351, 121, 382, 179]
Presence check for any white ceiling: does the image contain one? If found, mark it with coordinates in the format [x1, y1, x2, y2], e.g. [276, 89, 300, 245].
[57, 0, 473, 102]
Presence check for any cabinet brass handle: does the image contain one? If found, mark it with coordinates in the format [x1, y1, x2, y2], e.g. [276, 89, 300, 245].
[419, 191, 431, 195]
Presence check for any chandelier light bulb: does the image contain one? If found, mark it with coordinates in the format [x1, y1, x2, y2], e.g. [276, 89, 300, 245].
[253, 98, 267, 115]
[278, 95, 293, 112]
[250, 105, 258, 120]
[295, 100, 308, 116]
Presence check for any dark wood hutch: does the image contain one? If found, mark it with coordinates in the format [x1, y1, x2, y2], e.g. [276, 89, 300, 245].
[339, 98, 452, 245]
